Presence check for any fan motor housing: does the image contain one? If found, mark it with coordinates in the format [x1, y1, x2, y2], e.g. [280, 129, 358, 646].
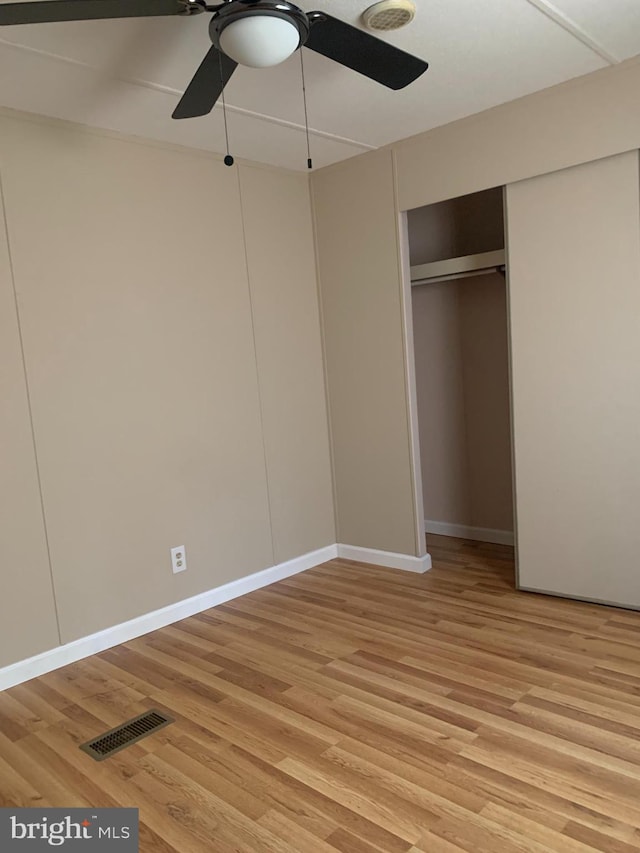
[210, 0, 311, 49]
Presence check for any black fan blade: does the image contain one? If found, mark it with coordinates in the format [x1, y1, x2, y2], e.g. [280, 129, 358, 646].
[0, 0, 187, 25]
[172, 45, 236, 119]
[305, 12, 427, 90]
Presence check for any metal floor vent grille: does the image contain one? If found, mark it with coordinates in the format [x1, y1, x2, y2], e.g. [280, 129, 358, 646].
[80, 709, 173, 761]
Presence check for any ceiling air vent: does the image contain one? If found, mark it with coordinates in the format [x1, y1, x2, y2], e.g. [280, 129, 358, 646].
[362, 0, 416, 31]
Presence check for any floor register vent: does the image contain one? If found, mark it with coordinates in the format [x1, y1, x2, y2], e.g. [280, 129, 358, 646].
[80, 709, 173, 761]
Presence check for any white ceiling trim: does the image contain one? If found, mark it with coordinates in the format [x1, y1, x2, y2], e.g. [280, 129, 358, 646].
[207, 103, 374, 152]
[0, 35, 374, 153]
[0, 34, 87, 70]
[523, 0, 621, 64]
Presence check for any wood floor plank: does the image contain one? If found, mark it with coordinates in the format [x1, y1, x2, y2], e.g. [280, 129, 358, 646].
[0, 750, 47, 808]
[408, 833, 468, 853]
[331, 736, 486, 814]
[325, 826, 393, 853]
[0, 731, 89, 807]
[276, 755, 424, 847]
[133, 752, 300, 853]
[217, 741, 400, 848]
[479, 802, 595, 852]
[319, 744, 480, 827]
[139, 742, 268, 822]
[1, 535, 640, 851]
[170, 736, 338, 840]
[278, 684, 461, 778]
[563, 820, 640, 852]
[130, 767, 245, 853]
[457, 737, 640, 826]
[257, 809, 341, 853]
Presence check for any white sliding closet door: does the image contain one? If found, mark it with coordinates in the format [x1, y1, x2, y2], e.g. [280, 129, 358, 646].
[506, 151, 640, 607]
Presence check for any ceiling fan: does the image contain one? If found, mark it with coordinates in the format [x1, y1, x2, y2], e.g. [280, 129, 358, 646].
[0, 0, 428, 119]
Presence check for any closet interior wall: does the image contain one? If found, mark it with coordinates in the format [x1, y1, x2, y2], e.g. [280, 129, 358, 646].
[409, 188, 514, 544]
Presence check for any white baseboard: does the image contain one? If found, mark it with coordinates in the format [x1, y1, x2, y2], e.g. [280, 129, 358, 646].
[337, 544, 432, 574]
[0, 544, 338, 692]
[425, 520, 514, 546]
[0, 540, 432, 691]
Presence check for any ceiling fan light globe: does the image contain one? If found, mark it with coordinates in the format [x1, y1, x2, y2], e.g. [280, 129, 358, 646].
[219, 15, 300, 67]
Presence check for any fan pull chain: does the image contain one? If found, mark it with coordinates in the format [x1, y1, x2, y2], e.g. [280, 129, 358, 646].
[299, 48, 312, 169]
[219, 51, 233, 167]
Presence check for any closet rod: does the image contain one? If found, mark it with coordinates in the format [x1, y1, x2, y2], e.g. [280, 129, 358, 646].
[410, 249, 506, 287]
[412, 265, 506, 287]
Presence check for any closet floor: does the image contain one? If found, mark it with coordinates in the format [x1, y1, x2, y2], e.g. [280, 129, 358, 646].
[0, 535, 639, 852]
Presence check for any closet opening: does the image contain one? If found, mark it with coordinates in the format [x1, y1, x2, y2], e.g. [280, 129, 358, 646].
[405, 187, 516, 568]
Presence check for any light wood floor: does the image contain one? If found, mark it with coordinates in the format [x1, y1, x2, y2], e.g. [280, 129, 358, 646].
[2, 536, 640, 851]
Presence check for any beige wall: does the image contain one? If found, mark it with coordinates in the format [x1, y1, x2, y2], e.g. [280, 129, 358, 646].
[238, 166, 335, 563]
[0, 186, 60, 667]
[458, 275, 513, 532]
[408, 188, 504, 265]
[313, 58, 640, 577]
[412, 281, 470, 526]
[395, 57, 640, 211]
[311, 149, 419, 556]
[0, 112, 333, 662]
[506, 151, 640, 604]
[412, 274, 513, 533]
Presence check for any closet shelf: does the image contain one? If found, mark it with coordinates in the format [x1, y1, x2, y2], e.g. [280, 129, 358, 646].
[411, 249, 506, 286]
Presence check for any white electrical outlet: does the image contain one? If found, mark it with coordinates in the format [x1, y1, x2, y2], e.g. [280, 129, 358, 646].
[171, 545, 187, 574]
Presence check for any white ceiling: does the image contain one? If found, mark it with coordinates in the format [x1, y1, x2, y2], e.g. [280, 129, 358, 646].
[0, 0, 638, 170]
